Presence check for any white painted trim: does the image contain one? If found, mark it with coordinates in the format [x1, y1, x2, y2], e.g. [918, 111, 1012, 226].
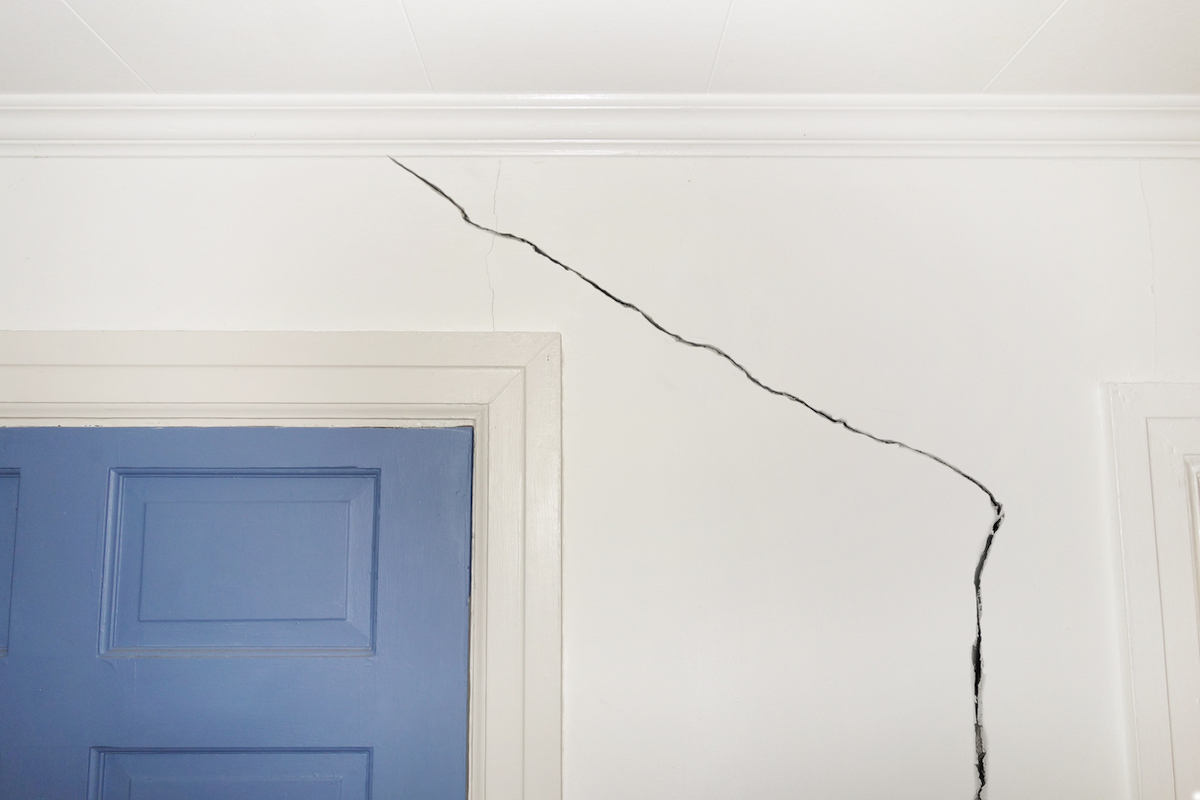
[0, 331, 563, 800]
[1, 93, 1199, 158]
[1110, 384, 1200, 800]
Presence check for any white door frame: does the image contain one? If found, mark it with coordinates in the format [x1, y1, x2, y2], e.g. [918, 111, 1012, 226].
[0, 330, 563, 800]
[1111, 383, 1200, 800]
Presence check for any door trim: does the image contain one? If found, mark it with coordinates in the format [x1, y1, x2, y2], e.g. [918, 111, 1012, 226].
[0, 331, 563, 800]
[1110, 383, 1200, 800]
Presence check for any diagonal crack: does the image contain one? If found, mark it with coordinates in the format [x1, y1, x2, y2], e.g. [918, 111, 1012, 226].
[389, 157, 1005, 799]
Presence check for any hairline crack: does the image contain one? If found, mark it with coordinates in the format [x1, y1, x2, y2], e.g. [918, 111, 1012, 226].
[389, 156, 1005, 799]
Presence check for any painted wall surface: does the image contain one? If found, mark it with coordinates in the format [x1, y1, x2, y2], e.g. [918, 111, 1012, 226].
[3, 156, 1199, 799]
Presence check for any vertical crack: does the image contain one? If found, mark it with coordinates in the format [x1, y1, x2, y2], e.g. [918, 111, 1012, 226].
[481, 160, 502, 331]
[1136, 162, 1158, 373]
[390, 157, 1005, 798]
[483, 235, 498, 331]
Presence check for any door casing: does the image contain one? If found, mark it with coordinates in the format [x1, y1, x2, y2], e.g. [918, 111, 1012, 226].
[0, 330, 563, 800]
[1111, 383, 1200, 800]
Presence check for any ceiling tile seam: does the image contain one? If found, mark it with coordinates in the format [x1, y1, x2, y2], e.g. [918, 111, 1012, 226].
[57, 0, 155, 92]
[981, 0, 1073, 93]
[705, 0, 737, 92]
[395, 0, 433, 91]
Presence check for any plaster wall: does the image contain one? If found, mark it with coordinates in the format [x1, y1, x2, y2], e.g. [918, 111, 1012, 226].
[3, 155, 1199, 799]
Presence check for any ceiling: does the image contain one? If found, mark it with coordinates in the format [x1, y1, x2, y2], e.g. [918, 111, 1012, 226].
[2, 0, 1198, 95]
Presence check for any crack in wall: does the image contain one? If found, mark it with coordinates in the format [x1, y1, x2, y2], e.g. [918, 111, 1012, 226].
[483, 234, 498, 331]
[1136, 162, 1159, 373]
[481, 160, 502, 331]
[390, 157, 1005, 799]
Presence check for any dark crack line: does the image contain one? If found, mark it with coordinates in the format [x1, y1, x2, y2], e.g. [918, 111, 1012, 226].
[390, 157, 1005, 799]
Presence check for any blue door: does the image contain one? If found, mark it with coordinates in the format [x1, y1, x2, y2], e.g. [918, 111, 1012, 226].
[0, 426, 473, 799]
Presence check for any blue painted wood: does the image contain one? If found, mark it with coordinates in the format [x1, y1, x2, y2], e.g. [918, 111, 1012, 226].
[0, 427, 473, 799]
[103, 469, 380, 654]
[0, 470, 17, 657]
[91, 749, 371, 800]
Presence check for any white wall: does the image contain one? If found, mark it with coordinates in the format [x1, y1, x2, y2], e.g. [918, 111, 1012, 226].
[3, 155, 1198, 799]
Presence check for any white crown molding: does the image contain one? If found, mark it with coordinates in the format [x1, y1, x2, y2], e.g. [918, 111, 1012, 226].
[1, 93, 1198, 158]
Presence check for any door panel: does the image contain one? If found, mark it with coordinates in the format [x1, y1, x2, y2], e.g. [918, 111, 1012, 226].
[91, 749, 371, 800]
[102, 469, 379, 655]
[0, 427, 473, 799]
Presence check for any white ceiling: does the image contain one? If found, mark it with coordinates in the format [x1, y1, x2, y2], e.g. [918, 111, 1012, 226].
[1, 0, 1197, 95]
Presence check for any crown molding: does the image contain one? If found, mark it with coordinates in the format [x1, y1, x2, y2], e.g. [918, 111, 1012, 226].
[1, 93, 1198, 157]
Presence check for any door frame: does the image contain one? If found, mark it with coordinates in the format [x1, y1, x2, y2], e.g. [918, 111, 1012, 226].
[0, 330, 563, 800]
[1110, 383, 1200, 800]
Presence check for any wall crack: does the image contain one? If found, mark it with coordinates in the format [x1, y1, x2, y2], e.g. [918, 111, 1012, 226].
[1136, 162, 1159, 373]
[480, 160, 502, 331]
[390, 157, 1005, 799]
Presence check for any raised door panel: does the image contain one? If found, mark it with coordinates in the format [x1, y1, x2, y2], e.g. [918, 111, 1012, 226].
[101, 469, 379, 655]
[90, 749, 371, 800]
